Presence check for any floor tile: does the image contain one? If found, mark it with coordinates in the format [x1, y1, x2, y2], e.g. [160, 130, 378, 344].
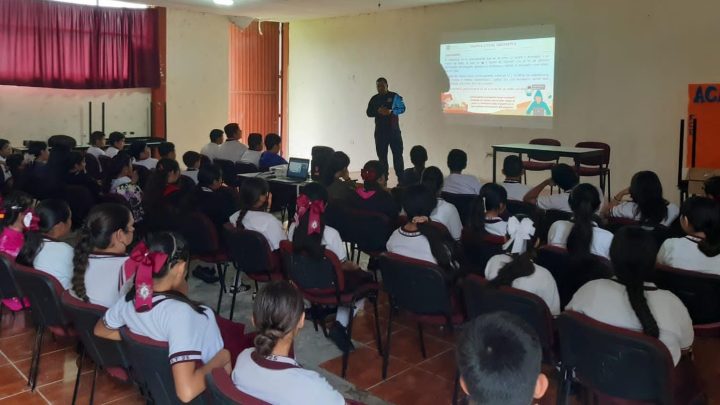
[383, 327, 452, 365]
[0, 391, 48, 405]
[39, 370, 137, 405]
[15, 348, 89, 388]
[100, 391, 145, 405]
[0, 311, 33, 339]
[0, 364, 28, 400]
[693, 337, 720, 403]
[351, 310, 407, 347]
[0, 331, 74, 363]
[416, 349, 456, 382]
[319, 346, 412, 390]
[369, 367, 455, 405]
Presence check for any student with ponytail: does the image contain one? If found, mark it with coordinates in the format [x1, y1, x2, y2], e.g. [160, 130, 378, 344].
[657, 197, 720, 274]
[349, 160, 400, 222]
[231, 281, 345, 405]
[17, 199, 73, 290]
[421, 166, 463, 240]
[0, 191, 35, 311]
[567, 227, 693, 366]
[548, 183, 614, 259]
[606, 171, 679, 227]
[72, 203, 134, 307]
[229, 177, 286, 251]
[468, 183, 509, 237]
[485, 216, 560, 315]
[94, 232, 232, 403]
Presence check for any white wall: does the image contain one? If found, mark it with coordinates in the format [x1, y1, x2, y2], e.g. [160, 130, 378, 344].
[289, 0, 720, 202]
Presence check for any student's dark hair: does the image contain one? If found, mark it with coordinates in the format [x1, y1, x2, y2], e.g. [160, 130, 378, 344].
[157, 142, 175, 157]
[182, 151, 201, 169]
[247, 133, 263, 150]
[410, 145, 427, 168]
[681, 196, 720, 257]
[1, 191, 33, 229]
[488, 215, 537, 288]
[321, 151, 350, 186]
[198, 164, 222, 187]
[128, 142, 147, 160]
[72, 203, 132, 302]
[27, 141, 47, 158]
[17, 199, 71, 266]
[402, 184, 456, 272]
[66, 151, 85, 171]
[292, 182, 328, 260]
[209, 129, 224, 143]
[704, 176, 720, 202]
[361, 160, 387, 192]
[236, 177, 269, 229]
[144, 158, 180, 212]
[629, 171, 668, 226]
[457, 312, 542, 405]
[224, 123, 240, 139]
[0, 139, 9, 150]
[376, 77, 388, 85]
[264, 133, 281, 150]
[447, 149, 467, 172]
[6, 154, 23, 174]
[470, 183, 508, 234]
[610, 227, 660, 338]
[503, 155, 523, 178]
[108, 131, 125, 145]
[567, 183, 601, 257]
[420, 166, 444, 195]
[551, 164, 579, 191]
[108, 151, 132, 179]
[90, 131, 105, 146]
[253, 281, 305, 356]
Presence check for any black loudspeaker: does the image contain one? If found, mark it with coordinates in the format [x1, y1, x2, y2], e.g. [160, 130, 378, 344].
[311, 146, 334, 182]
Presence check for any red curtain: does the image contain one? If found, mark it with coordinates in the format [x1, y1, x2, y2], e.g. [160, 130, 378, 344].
[0, 0, 159, 89]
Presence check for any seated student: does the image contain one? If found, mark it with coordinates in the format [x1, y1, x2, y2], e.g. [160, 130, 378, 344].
[94, 232, 232, 403]
[239, 133, 263, 168]
[201, 129, 224, 161]
[86, 131, 107, 159]
[348, 160, 400, 222]
[17, 200, 73, 290]
[65, 152, 101, 198]
[143, 159, 186, 230]
[181, 151, 201, 184]
[548, 183, 613, 259]
[500, 155, 530, 201]
[321, 151, 356, 203]
[468, 183, 509, 237]
[5, 153, 25, 192]
[442, 149, 483, 195]
[190, 164, 238, 233]
[606, 171, 679, 227]
[457, 313, 549, 405]
[229, 177, 286, 251]
[232, 281, 345, 405]
[217, 123, 248, 163]
[484, 217, 560, 315]
[158, 142, 176, 161]
[129, 141, 158, 170]
[704, 176, 720, 203]
[105, 132, 126, 158]
[657, 197, 720, 274]
[420, 166, 462, 240]
[567, 227, 694, 366]
[26, 141, 49, 165]
[72, 203, 134, 307]
[0, 139, 14, 188]
[523, 163, 579, 213]
[109, 152, 145, 222]
[0, 192, 35, 312]
[259, 133, 288, 171]
[400, 145, 427, 186]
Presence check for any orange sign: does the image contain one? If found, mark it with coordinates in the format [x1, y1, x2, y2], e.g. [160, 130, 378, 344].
[687, 84, 720, 167]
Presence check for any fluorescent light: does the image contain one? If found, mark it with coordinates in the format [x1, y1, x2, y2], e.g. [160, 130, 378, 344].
[213, 0, 234, 5]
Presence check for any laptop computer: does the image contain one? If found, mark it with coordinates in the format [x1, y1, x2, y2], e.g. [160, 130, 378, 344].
[272, 157, 310, 183]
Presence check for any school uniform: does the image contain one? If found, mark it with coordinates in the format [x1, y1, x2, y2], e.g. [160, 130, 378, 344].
[484, 217, 508, 237]
[484, 254, 560, 315]
[103, 294, 224, 366]
[229, 210, 287, 251]
[566, 278, 694, 365]
[82, 254, 131, 308]
[201, 142, 221, 161]
[536, 191, 571, 213]
[431, 199, 462, 240]
[34, 239, 74, 290]
[232, 348, 344, 405]
[326, 178, 356, 203]
[86, 146, 106, 159]
[0, 156, 13, 183]
[349, 188, 400, 222]
[502, 180, 530, 201]
[105, 146, 121, 158]
[239, 149, 261, 168]
[111, 177, 145, 222]
[181, 169, 199, 184]
[547, 220, 614, 259]
[610, 201, 680, 227]
[657, 236, 720, 275]
[442, 173, 483, 195]
[133, 158, 158, 170]
[216, 140, 249, 163]
[288, 223, 346, 261]
[386, 227, 437, 264]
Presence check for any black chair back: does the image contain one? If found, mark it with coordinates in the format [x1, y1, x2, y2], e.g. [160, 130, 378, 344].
[279, 241, 341, 296]
[206, 368, 270, 405]
[460, 231, 505, 273]
[527, 138, 561, 162]
[235, 162, 258, 174]
[224, 226, 275, 279]
[379, 253, 453, 317]
[331, 207, 392, 254]
[506, 200, 537, 218]
[0, 253, 22, 303]
[48, 134, 77, 149]
[177, 212, 221, 257]
[440, 192, 475, 226]
[63, 185, 96, 228]
[654, 265, 720, 325]
[574, 141, 610, 167]
[214, 159, 238, 187]
[311, 146, 334, 182]
[84, 153, 101, 179]
[13, 263, 71, 331]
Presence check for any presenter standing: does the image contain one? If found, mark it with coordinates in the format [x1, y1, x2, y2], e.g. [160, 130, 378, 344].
[366, 77, 406, 181]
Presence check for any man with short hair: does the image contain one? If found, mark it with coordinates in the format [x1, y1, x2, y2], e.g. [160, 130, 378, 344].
[201, 129, 224, 161]
[239, 133, 263, 168]
[87, 131, 107, 158]
[366, 77, 406, 181]
[129, 141, 158, 170]
[443, 149, 483, 195]
[216, 123, 248, 163]
[501, 155, 530, 201]
[258, 133, 287, 171]
[105, 132, 125, 158]
[158, 142, 176, 160]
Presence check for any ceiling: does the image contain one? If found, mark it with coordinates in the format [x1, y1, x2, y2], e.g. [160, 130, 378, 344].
[129, 0, 468, 21]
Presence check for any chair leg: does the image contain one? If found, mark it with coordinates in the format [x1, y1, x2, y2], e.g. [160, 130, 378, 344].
[452, 370, 460, 405]
[341, 307, 356, 378]
[71, 347, 84, 405]
[607, 170, 612, 202]
[215, 263, 226, 313]
[229, 266, 242, 321]
[372, 296, 382, 354]
[382, 304, 394, 379]
[558, 367, 572, 405]
[28, 325, 45, 390]
[89, 363, 99, 405]
[417, 323, 427, 358]
[310, 305, 319, 332]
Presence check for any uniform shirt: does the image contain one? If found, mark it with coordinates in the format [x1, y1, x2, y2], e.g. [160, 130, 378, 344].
[288, 223, 346, 261]
[484, 254, 560, 315]
[34, 239, 74, 290]
[657, 236, 720, 275]
[201, 142, 221, 161]
[537, 192, 571, 213]
[547, 220, 614, 259]
[502, 180, 530, 201]
[181, 169, 198, 184]
[86, 146, 106, 159]
[431, 199, 462, 240]
[239, 150, 261, 168]
[103, 295, 224, 366]
[442, 173, 482, 195]
[83, 254, 130, 308]
[566, 279, 694, 365]
[610, 201, 680, 227]
[232, 348, 344, 405]
[0, 156, 12, 182]
[484, 218, 508, 237]
[259, 152, 288, 171]
[105, 146, 121, 158]
[386, 228, 437, 264]
[216, 140, 248, 163]
[111, 177, 144, 222]
[133, 158, 158, 170]
[229, 210, 287, 251]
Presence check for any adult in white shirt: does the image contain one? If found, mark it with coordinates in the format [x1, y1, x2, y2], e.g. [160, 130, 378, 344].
[232, 281, 345, 405]
[420, 166, 463, 240]
[229, 177, 286, 251]
[442, 149, 483, 195]
[567, 227, 693, 366]
[239, 133, 263, 168]
[605, 171, 679, 227]
[657, 197, 720, 274]
[216, 123, 248, 163]
[500, 155, 530, 201]
[130, 141, 158, 170]
[201, 129, 224, 161]
[86, 131, 107, 159]
[105, 132, 126, 158]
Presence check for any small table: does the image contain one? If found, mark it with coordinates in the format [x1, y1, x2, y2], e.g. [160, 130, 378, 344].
[491, 143, 604, 183]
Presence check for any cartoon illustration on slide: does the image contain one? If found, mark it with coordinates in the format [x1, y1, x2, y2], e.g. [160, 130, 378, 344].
[525, 90, 552, 116]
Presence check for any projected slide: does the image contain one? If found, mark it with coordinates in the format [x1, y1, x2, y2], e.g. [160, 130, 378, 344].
[440, 37, 555, 117]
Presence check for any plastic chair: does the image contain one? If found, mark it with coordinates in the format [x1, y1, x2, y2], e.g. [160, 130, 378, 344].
[0, 253, 26, 325]
[328, 207, 393, 267]
[378, 253, 465, 379]
[84, 153, 102, 180]
[311, 146, 335, 181]
[522, 138, 561, 183]
[506, 200, 537, 218]
[61, 292, 131, 405]
[440, 193, 476, 226]
[214, 158, 239, 187]
[235, 162, 258, 175]
[205, 368, 271, 405]
[63, 185, 96, 229]
[460, 230, 505, 274]
[574, 141, 611, 198]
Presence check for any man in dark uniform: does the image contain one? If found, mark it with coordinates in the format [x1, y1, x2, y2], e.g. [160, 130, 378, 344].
[366, 77, 406, 181]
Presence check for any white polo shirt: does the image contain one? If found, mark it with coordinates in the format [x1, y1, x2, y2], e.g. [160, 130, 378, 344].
[201, 142, 221, 161]
[566, 279, 694, 365]
[484, 254, 560, 315]
[86, 146, 106, 159]
[288, 223, 346, 261]
[34, 239, 74, 290]
[657, 236, 720, 275]
[182, 169, 198, 184]
[536, 192, 572, 213]
[134, 158, 158, 170]
[103, 295, 224, 366]
[547, 220, 614, 259]
[502, 181, 530, 201]
[431, 199, 462, 240]
[232, 348, 344, 405]
[229, 210, 287, 251]
[105, 146, 121, 158]
[484, 218, 508, 237]
[442, 173, 483, 195]
[0, 156, 11, 181]
[216, 140, 249, 163]
[239, 150, 261, 168]
[82, 254, 131, 308]
[610, 201, 680, 227]
[386, 228, 437, 264]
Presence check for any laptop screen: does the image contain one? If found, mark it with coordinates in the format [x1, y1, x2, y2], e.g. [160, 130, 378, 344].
[287, 158, 310, 179]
